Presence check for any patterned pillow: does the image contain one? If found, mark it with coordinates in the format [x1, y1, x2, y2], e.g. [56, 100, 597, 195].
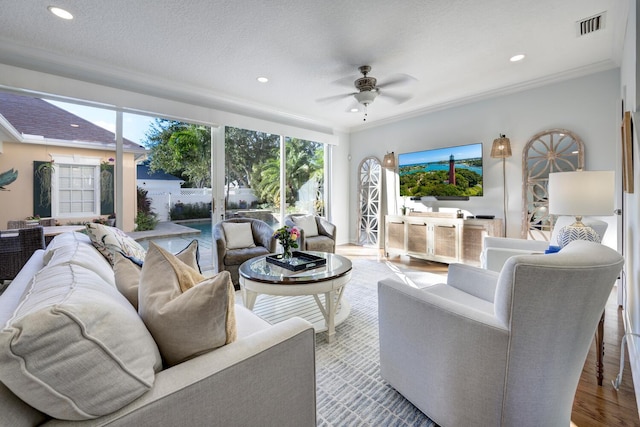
[138, 242, 237, 367]
[85, 223, 147, 265]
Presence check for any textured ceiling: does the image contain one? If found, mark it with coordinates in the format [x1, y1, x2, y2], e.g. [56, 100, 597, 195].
[0, 0, 629, 132]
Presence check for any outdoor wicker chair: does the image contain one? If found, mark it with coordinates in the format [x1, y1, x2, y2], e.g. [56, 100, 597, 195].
[0, 226, 46, 282]
[7, 218, 56, 229]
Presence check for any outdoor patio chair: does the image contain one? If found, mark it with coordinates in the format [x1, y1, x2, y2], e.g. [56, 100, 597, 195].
[212, 218, 276, 289]
[0, 226, 46, 282]
[284, 214, 336, 253]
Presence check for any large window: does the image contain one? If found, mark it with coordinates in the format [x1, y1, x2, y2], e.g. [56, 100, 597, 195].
[57, 164, 97, 214]
[225, 127, 281, 226]
[222, 128, 327, 228]
[51, 156, 101, 218]
[285, 137, 324, 217]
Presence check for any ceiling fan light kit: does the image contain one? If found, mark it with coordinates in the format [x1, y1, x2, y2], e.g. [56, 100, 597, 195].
[319, 65, 416, 122]
[354, 90, 378, 105]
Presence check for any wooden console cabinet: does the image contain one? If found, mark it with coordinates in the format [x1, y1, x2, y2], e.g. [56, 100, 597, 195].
[385, 214, 504, 266]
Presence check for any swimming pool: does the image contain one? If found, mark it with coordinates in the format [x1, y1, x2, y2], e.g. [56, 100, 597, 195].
[183, 221, 213, 246]
[138, 221, 213, 263]
[138, 219, 281, 271]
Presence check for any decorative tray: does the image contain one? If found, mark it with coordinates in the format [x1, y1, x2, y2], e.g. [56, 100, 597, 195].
[266, 251, 327, 271]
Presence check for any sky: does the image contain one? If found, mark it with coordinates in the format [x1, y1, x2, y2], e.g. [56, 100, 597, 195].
[47, 100, 157, 146]
[398, 142, 483, 166]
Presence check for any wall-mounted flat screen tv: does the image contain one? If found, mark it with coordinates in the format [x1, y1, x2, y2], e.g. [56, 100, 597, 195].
[398, 142, 483, 199]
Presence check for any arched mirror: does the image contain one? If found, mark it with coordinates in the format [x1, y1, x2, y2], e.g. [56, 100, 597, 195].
[357, 156, 382, 246]
[521, 129, 584, 240]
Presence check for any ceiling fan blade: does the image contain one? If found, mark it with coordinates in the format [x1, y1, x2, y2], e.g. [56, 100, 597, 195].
[376, 73, 418, 89]
[380, 91, 413, 105]
[315, 93, 355, 104]
[331, 75, 358, 89]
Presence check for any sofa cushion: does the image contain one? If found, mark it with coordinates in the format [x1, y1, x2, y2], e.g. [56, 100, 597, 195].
[225, 245, 271, 265]
[0, 263, 162, 421]
[139, 242, 237, 367]
[304, 235, 333, 252]
[222, 222, 256, 249]
[45, 234, 116, 288]
[293, 215, 319, 237]
[43, 231, 92, 264]
[113, 240, 200, 310]
[85, 222, 147, 265]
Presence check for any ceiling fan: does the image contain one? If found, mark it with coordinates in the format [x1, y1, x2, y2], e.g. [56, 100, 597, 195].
[318, 65, 416, 121]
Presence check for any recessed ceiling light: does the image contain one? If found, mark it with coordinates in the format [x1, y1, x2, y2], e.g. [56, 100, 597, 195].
[256, 77, 269, 83]
[510, 54, 525, 62]
[350, 108, 359, 113]
[48, 6, 73, 20]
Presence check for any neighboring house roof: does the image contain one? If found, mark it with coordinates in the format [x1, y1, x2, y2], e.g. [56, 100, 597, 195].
[0, 92, 145, 152]
[137, 163, 183, 182]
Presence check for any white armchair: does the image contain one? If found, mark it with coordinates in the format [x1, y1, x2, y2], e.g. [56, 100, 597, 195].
[378, 240, 623, 427]
[481, 216, 608, 272]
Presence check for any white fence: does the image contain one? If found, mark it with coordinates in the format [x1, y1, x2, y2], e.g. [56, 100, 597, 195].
[146, 187, 261, 221]
[145, 189, 211, 221]
[146, 183, 321, 221]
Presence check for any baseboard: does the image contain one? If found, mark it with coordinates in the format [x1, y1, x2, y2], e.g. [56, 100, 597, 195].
[624, 309, 640, 414]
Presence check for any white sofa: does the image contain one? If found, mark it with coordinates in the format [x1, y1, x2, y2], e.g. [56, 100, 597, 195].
[0, 232, 316, 426]
[378, 241, 624, 427]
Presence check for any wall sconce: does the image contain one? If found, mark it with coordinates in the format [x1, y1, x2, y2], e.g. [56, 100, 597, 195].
[490, 134, 512, 235]
[490, 134, 512, 158]
[383, 152, 396, 170]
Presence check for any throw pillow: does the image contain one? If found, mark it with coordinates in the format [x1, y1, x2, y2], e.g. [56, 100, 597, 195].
[138, 242, 237, 367]
[0, 263, 162, 420]
[293, 215, 319, 237]
[113, 240, 200, 310]
[222, 222, 256, 249]
[85, 223, 147, 265]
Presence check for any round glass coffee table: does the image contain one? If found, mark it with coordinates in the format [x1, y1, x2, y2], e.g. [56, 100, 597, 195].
[239, 252, 352, 343]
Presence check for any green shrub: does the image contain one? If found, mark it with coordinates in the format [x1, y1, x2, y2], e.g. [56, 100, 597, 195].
[135, 187, 158, 231]
[135, 211, 158, 231]
[170, 202, 211, 220]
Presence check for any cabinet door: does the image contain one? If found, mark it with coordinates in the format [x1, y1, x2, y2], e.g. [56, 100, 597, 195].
[462, 224, 486, 265]
[387, 220, 405, 251]
[433, 224, 458, 260]
[407, 222, 427, 254]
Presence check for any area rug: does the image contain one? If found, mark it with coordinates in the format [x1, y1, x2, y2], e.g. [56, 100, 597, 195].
[314, 259, 442, 427]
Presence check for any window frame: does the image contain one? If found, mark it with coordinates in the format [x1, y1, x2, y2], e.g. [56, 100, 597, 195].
[51, 155, 101, 218]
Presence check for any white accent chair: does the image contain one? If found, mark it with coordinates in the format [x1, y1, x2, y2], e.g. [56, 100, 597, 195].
[378, 240, 623, 427]
[480, 216, 608, 272]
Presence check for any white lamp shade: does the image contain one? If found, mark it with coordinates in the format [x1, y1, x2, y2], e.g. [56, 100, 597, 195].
[548, 171, 614, 216]
[354, 90, 378, 105]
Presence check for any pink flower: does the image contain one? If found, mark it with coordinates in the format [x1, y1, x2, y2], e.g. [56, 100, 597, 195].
[289, 227, 300, 240]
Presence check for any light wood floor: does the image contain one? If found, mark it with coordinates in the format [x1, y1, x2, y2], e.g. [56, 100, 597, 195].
[336, 244, 639, 427]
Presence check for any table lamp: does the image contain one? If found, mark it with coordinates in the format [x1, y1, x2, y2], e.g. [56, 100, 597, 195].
[548, 170, 614, 247]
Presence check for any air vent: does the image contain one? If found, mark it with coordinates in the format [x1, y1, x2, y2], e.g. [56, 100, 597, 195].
[577, 12, 605, 36]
